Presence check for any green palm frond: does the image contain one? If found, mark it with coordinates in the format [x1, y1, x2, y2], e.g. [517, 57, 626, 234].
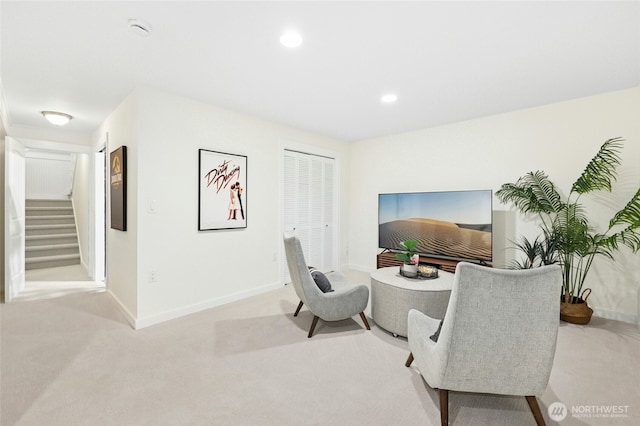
[511, 235, 541, 268]
[597, 226, 640, 253]
[596, 188, 640, 253]
[495, 182, 532, 209]
[554, 217, 591, 255]
[571, 137, 623, 194]
[527, 171, 563, 212]
[496, 171, 561, 214]
[553, 202, 588, 230]
[538, 228, 559, 265]
[508, 258, 536, 269]
[608, 188, 640, 229]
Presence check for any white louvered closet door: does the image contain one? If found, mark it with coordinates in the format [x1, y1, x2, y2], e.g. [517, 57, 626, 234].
[283, 150, 337, 284]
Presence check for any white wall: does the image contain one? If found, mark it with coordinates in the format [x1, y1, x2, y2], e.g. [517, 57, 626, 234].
[95, 85, 638, 326]
[348, 87, 640, 322]
[1, 81, 8, 299]
[0, 131, 5, 301]
[95, 92, 139, 321]
[72, 153, 90, 270]
[100, 87, 349, 327]
[25, 151, 74, 199]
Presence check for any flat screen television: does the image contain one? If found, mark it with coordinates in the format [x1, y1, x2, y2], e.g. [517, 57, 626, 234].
[378, 189, 493, 264]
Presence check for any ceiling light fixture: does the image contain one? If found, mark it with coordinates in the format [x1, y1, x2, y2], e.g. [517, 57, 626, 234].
[280, 30, 303, 48]
[128, 19, 152, 37]
[381, 94, 398, 103]
[41, 111, 73, 126]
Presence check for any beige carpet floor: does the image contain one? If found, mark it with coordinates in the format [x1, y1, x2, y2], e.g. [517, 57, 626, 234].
[25, 264, 93, 282]
[1, 276, 639, 425]
[16, 265, 104, 303]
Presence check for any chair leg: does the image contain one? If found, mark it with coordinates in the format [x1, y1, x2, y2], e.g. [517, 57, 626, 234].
[439, 389, 449, 426]
[308, 315, 320, 338]
[359, 312, 371, 330]
[525, 396, 546, 426]
[405, 352, 414, 367]
[294, 301, 304, 317]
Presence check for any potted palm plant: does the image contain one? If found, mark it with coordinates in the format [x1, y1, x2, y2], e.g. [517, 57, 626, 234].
[508, 229, 558, 269]
[395, 239, 420, 277]
[496, 137, 640, 324]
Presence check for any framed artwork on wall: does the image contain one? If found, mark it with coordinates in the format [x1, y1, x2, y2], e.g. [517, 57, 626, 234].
[198, 149, 247, 231]
[110, 146, 127, 231]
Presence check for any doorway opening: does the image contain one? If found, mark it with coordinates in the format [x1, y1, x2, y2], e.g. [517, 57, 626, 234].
[5, 137, 107, 302]
[282, 148, 339, 284]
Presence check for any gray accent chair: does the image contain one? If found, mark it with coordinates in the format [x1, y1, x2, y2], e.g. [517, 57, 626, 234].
[405, 262, 562, 426]
[283, 234, 370, 338]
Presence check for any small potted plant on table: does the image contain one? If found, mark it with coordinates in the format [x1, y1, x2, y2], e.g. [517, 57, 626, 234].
[395, 239, 420, 277]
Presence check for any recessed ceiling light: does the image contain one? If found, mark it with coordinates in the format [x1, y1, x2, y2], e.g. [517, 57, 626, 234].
[41, 111, 73, 126]
[280, 30, 303, 48]
[381, 94, 398, 103]
[128, 19, 152, 37]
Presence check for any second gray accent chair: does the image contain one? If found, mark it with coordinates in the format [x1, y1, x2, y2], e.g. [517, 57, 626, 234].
[405, 262, 562, 426]
[283, 234, 370, 338]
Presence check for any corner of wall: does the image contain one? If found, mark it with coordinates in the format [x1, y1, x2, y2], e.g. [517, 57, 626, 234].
[101, 89, 140, 320]
[0, 136, 5, 301]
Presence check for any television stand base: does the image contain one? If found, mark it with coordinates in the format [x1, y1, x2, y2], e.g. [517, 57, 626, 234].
[376, 252, 460, 273]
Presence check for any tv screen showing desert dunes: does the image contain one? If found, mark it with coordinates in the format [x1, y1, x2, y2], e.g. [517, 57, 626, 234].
[378, 190, 492, 262]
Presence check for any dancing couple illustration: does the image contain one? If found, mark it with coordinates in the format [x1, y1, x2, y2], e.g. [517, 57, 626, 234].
[227, 182, 245, 220]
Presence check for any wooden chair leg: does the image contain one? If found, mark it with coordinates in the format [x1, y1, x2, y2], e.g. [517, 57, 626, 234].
[405, 352, 414, 367]
[294, 301, 304, 317]
[308, 315, 320, 338]
[525, 396, 546, 426]
[439, 389, 449, 426]
[359, 312, 371, 330]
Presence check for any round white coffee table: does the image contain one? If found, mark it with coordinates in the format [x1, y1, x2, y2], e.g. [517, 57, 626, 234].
[370, 266, 454, 337]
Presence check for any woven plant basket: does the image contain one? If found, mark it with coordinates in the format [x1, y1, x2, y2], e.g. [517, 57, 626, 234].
[560, 288, 593, 325]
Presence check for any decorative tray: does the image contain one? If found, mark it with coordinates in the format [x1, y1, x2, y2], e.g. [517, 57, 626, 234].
[399, 265, 439, 280]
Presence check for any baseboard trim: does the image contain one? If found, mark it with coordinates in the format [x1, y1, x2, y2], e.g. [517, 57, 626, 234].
[346, 265, 639, 325]
[345, 263, 375, 274]
[592, 307, 637, 325]
[81, 260, 90, 276]
[107, 289, 137, 329]
[133, 281, 284, 330]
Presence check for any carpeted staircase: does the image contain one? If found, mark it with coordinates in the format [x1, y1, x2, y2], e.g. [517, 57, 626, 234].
[25, 199, 81, 270]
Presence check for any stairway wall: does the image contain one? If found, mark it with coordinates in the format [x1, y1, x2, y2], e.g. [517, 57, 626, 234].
[25, 199, 81, 270]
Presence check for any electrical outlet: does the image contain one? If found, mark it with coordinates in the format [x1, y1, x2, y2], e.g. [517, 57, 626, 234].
[149, 270, 158, 283]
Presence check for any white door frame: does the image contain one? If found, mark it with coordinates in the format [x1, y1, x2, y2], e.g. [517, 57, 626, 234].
[3, 137, 105, 298]
[90, 136, 107, 283]
[280, 141, 341, 284]
[4, 137, 26, 301]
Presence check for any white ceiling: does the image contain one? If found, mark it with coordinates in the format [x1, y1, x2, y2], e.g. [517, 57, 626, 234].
[2, 1, 639, 143]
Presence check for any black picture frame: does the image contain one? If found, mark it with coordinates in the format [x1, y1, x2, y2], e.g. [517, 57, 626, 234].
[198, 149, 247, 231]
[110, 146, 127, 231]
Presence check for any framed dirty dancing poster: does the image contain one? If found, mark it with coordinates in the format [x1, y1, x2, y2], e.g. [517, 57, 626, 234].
[198, 149, 247, 231]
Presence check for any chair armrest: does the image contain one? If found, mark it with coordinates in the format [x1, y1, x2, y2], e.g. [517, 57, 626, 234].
[407, 309, 448, 389]
[408, 309, 441, 337]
